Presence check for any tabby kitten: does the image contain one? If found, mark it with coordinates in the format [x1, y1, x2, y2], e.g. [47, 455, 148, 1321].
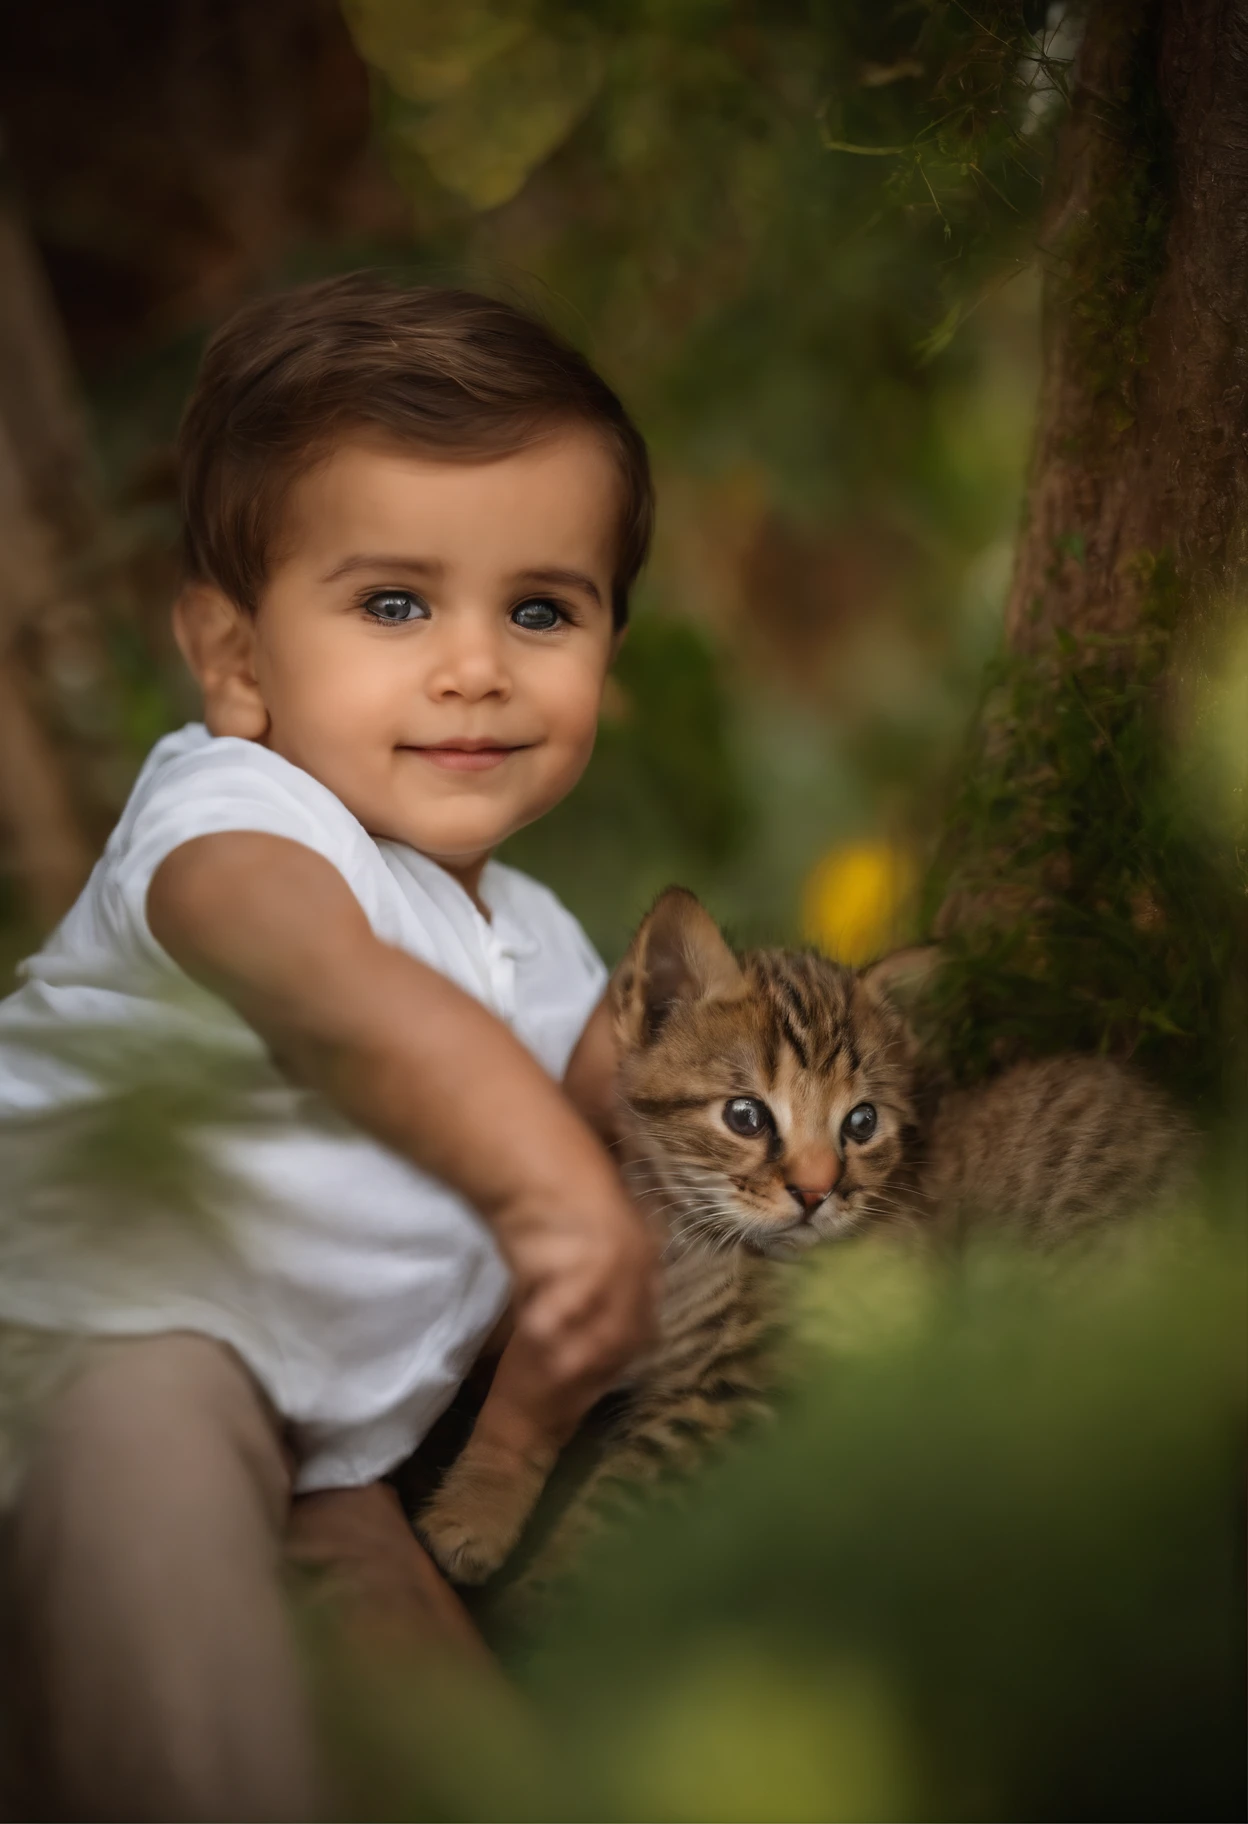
[417, 887, 1192, 1590]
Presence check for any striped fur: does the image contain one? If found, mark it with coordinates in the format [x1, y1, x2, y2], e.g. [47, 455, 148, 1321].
[499, 894, 934, 1589]
[923, 1054, 1194, 1245]
[421, 889, 1194, 1593]
[615, 901, 927, 1262]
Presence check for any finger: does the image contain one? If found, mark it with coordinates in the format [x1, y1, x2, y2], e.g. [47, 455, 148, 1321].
[534, 1316, 646, 1394]
[519, 1285, 643, 1372]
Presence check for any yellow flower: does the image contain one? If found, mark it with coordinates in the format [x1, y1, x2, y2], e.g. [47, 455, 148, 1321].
[801, 840, 917, 964]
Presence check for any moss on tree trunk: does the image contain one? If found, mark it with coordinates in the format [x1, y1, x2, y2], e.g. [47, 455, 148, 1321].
[929, 0, 1248, 1107]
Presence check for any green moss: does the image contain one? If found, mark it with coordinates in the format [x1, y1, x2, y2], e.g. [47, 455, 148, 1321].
[922, 559, 1246, 1109]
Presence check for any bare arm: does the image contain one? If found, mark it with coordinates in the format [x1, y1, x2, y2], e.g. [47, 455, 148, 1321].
[563, 991, 621, 1146]
[148, 832, 655, 1398]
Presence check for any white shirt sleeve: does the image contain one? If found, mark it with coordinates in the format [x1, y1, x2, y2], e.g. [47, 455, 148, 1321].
[108, 734, 371, 969]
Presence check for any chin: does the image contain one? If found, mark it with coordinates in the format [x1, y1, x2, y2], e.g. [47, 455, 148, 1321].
[753, 1224, 823, 1261]
[811, 1204, 868, 1244]
[393, 817, 510, 862]
[753, 1203, 865, 1260]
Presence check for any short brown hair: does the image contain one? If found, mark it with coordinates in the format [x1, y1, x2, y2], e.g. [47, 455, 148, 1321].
[177, 274, 653, 627]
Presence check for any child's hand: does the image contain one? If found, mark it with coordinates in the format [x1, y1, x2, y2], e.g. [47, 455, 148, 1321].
[494, 1185, 658, 1417]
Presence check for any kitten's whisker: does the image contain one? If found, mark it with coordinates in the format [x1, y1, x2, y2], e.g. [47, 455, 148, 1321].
[673, 1214, 729, 1242]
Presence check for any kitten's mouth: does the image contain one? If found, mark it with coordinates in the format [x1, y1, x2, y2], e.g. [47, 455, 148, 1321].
[810, 1202, 861, 1239]
[747, 1215, 822, 1258]
[752, 1230, 819, 1259]
[751, 1201, 860, 1257]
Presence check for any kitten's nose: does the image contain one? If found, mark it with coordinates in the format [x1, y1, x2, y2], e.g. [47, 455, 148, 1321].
[785, 1148, 841, 1215]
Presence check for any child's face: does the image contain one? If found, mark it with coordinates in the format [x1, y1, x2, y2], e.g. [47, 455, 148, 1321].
[204, 429, 622, 884]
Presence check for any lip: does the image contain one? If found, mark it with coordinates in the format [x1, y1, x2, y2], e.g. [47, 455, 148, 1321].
[402, 740, 531, 773]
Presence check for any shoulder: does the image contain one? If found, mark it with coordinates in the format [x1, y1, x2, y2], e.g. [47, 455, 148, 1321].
[117, 725, 366, 853]
[103, 726, 383, 947]
[128, 724, 339, 808]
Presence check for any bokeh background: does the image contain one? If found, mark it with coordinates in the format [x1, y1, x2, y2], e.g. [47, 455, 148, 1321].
[0, 0, 1059, 970]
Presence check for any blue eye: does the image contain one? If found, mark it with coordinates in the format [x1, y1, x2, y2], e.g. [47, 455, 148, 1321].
[364, 590, 428, 625]
[511, 598, 563, 632]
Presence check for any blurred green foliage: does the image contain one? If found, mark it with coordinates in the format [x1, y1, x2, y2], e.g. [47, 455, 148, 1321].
[329, 2, 1074, 954]
[61, 0, 1073, 962]
[345, 0, 1066, 371]
[43, 4, 1077, 969]
[309, 1197, 1246, 1821]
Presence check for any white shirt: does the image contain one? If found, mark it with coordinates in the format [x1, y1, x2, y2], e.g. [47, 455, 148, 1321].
[0, 725, 607, 1489]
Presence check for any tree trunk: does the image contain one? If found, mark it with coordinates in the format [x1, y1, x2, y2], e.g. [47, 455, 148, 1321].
[1008, 0, 1248, 654]
[931, 0, 1248, 1102]
[0, 177, 112, 927]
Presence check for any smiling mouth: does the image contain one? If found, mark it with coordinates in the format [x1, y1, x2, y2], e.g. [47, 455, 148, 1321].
[402, 741, 533, 773]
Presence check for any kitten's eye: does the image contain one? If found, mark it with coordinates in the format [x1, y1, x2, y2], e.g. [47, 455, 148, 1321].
[364, 590, 429, 625]
[511, 597, 564, 632]
[842, 1102, 877, 1144]
[723, 1097, 772, 1138]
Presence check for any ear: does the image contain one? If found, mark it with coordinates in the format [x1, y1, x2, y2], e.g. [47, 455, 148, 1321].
[859, 944, 942, 1009]
[611, 887, 745, 1048]
[172, 585, 269, 741]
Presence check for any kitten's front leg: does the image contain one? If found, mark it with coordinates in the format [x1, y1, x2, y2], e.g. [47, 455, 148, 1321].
[504, 1383, 770, 1614]
[416, 1330, 578, 1584]
[498, 1428, 661, 1611]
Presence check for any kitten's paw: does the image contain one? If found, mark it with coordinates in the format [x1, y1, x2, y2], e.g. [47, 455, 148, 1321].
[417, 1495, 523, 1585]
[415, 1425, 557, 1583]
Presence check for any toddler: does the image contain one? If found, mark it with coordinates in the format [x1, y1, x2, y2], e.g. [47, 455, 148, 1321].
[0, 275, 656, 1818]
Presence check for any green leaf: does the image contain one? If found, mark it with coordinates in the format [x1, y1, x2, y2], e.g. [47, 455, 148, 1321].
[343, 0, 606, 209]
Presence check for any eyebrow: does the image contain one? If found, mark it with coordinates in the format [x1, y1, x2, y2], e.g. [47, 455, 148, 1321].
[512, 567, 603, 606]
[320, 555, 445, 584]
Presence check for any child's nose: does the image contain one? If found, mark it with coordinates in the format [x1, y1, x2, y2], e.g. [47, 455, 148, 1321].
[427, 626, 511, 701]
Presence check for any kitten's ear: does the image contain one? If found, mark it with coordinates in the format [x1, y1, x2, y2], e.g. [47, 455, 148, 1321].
[612, 888, 745, 1047]
[860, 944, 942, 1009]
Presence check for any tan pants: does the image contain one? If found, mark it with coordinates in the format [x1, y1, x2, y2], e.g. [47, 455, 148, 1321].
[0, 1331, 487, 1822]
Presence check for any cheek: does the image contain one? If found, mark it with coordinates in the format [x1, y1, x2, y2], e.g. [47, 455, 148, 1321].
[525, 648, 609, 752]
[263, 627, 412, 747]
[843, 1132, 902, 1189]
[727, 1150, 785, 1198]
[258, 617, 361, 709]
[656, 1120, 751, 1180]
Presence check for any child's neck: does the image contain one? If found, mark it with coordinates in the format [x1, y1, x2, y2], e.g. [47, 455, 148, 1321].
[429, 852, 492, 921]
